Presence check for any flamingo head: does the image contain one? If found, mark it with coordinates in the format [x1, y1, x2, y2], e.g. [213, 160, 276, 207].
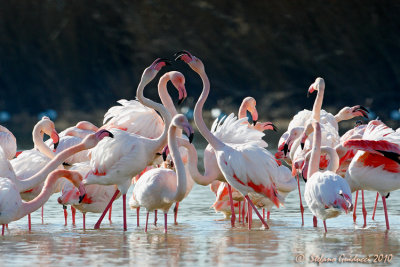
[39, 116, 60, 150]
[336, 105, 369, 121]
[242, 97, 258, 125]
[82, 129, 113, 149]
[142, 58, 171, 84]
[172, 114, 194, 143]
[283, 126, 303, 156]
[174, 50, 205, 73]
[307, 77, 325, 97]
[337, 190, 353, 213]
[167, 71, 187, 105]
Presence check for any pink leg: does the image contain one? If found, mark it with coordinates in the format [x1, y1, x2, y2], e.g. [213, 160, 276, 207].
[108, 205, 112, 224]
[5, 224, 8, 229]
[94, 189, 120, 229]
[136, 207, 140, 227]
[372, 192, 379, 220]
[123, 194, 127, 231]
[313, 216, 318, 227]
[41, 206, 44, 224]
[83, 213, 86, 230]
[381, 195, 390, 230]
[63, 205, 68, 226]
[242, 198, 247, 224]
[28, 214, 32, 230]
[262, 208, 265, 220]
[71, 206, 76, 226]
[353, 190, 359, 223]
[145, 212, 149, 233]
[227, 183, 236, 227]
[248, 200, 252, 230]
[154, 210, 158, 226]
[238, 201, 241, 223]
[2, 224, 4, 236]
[244, 195, 269, 229]
[361, 190, 367, 228]
[267, 211, 270, 220]
[173, 202, 179, 225]
[164, 213, 168, 234]
[297, 175, 304, 226]
[323, 220, 327, 233]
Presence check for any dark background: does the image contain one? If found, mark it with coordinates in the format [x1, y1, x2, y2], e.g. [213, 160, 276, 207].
[0, 0, 399, 148]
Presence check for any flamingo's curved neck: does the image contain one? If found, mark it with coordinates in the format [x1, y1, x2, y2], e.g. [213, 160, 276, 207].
[18, 143, 87, 192]
[33, 124, 55, 159]
[136, 73, 172, 151]
[194, 70, 224, 150]
[238, 101, 249, 120]
[312, 86, 324, 122]
[308, 122, 321, 178]
[168, 125, 187, 202]
[16, 170, 82, 221]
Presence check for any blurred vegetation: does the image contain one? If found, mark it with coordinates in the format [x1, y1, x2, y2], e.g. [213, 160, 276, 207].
[0, 0, 399, 148]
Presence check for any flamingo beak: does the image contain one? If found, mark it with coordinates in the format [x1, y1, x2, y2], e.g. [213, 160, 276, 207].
[270, 123, 278, 132]
[174, 50, 193, 62]
[78, 194, 86, 204]
[95, 129, 114, 139]
[162, 146, 170, 161]
[283, 143, 289, 156]
[353, 105, 369, 118]
[252, 120, 258, 126]
[301, 142, 305, 150]
[51, 130, 60, 150]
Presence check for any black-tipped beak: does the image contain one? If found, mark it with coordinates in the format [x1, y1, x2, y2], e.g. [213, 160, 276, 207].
[78, 194, 86, 204]
[353, 105, 369, 118]
[189, 133, 194, 143]
[301, 142, 305, 150]
[177, 97, 186, 106]
[53, 141, 59, 150]
[252, 120, 258, 126]
[174, 51, 192, 61]
[271, 124, 278, 132]
[162, 152, 167, 161]
[155, 58, 172, 66]
[283, 143, 289, 156]
[358, 105, 369, 113]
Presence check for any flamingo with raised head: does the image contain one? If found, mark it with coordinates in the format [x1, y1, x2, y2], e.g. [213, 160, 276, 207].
[176, 50, 283, 229]
[131, 114, 193, 233]
[304, 120, 353, 233]
[84, 58, 174, 231]
[238, 97, 277, 132]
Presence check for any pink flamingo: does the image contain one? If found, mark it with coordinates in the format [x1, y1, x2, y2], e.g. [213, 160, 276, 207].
[0, 130, 113, 234]
[238, 97, 277, 132]
[304, 120, 353, 233]
[344, 120, 400, 230]
[176, 50, 282, 229]
[131, 114, 193, 233]
[84, 58, 174, 231]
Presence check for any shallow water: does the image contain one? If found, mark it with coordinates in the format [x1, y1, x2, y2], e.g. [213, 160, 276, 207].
[1, 181, 399, 267]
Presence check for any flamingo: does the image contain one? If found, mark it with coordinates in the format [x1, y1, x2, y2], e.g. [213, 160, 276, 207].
[344, 120, 400, 230]
[304, 120, 353, 233]
[176, 50, 283, 229]
[238, 97, 277, 132]
[58, 162, 118, 230]
[0, 169, 85, 235]
[0, 125, 17, 160]
[0, 129, 113, 234]
[83, 58, 173, 231]
[131, 114, 193, 233]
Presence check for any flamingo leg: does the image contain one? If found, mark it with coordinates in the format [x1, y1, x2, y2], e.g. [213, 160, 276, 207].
[63, 205, 68, 226]
[94, 189, 120, 229]
[381, 195, 390, 230]
[323, 220, 327, 233]
[136, 207, 140, 227]
[267, 211, 270, 220]
[313, 216, 318, 227]
[28, 214, 31, 230]
[123, 194, 127, 231]
[164, 213, 168, 234]
[248, 200, 252, 230]
[242, 198, 246, 224]
[361, 190, 367, 228]
[238, 201, 241, 223]
[244, 195, 269, 229]
[372, 192, 379, 220]
[296, 174, 304, 226]
[353, 190, 359, 223]
[154, 210, 158, 226]
[227, 183, 236, 227]
[5, 224, 8, 229]
[145, 212, 149, 233]
[71, 206, 76, 226]
[108, 205, 112, 224]
[83, 213, 86, 231]
[41, 206, 44, 224]
[2, 224, 4, 236]
[262, 208, 265, 220]
[173, 202, 179, 225]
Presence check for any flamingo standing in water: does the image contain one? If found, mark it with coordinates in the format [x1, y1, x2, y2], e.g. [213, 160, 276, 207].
[131, 114, 194, 233]
[344, 120, 400, 230]
[304, 120, 353, 233]
[84, 58, 173, 231]
[176, 50, 282, 229]
[0, 125, 17, 160]
[0, 129, 113, 234]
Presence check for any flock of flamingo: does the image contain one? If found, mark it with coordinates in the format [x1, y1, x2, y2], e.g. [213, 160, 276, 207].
[0, 51, 399, 236]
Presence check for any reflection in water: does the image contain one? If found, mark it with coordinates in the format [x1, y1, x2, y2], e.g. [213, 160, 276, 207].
[1, 181, 400, 266]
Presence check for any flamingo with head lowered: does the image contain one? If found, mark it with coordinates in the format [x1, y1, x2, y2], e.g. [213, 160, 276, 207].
[175, 50, 284, 229]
